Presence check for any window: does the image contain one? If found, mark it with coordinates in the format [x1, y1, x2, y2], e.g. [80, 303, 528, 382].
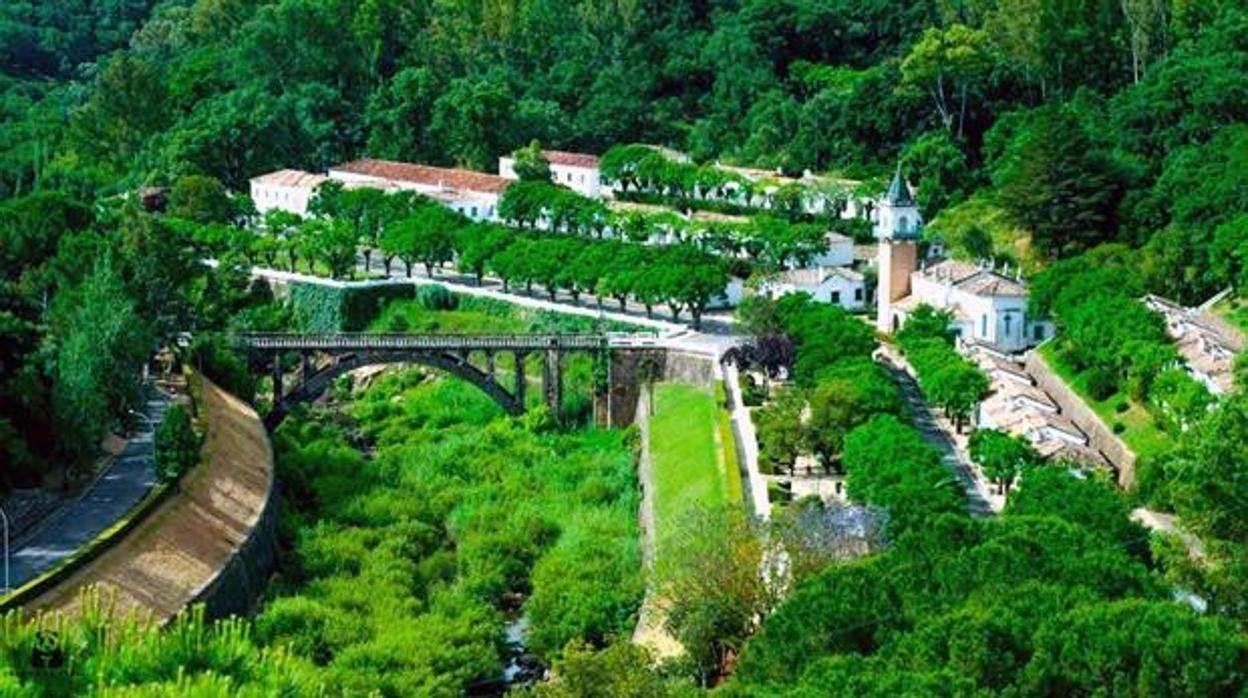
[1034, 324, 1045, 341]
[830, 291, 841, 304]
[980, 314, 988, 336]
[854, 288, 863, 301]
[1003, 313, 1013, 337]
[566, 172, 572, 182]
[899, 215, 909, 234]
[579, 175, 585, 183]
[471, 206, 478, 218]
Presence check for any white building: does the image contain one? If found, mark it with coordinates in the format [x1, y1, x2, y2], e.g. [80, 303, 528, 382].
[249, 169, 329, 216]
[760, 267, 866, 311]
[1143, 294, 1244, 395]
[499, 149, 604, 199]
[874, 166, 1051, 354]
[968, 345, 1107, 467]
[897, 259, 1052, 352]
[811, 232, 855, 268]
[328, 158, 512, 222]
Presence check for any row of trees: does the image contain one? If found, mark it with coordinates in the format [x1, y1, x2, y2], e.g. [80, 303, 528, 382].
[730, 294, 895, 475]
[598, 144, 855, 220]
[498, 179, 846, 272]
[896, 305, 990, 433]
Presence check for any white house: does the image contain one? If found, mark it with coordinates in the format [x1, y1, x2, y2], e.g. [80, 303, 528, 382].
[811, 232, 855, 268]
[892, 259, 1052, 353]
[1143, 294, 1244, 395]
[499, 149, 604, 199]
[328, 158, 512, 222]
[761, 266, 867, 311]
[250, 169, 329, 217]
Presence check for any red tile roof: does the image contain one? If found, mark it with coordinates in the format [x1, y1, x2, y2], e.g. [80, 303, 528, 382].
[543, 150, 600, 168]
[333, 159, 512, 194]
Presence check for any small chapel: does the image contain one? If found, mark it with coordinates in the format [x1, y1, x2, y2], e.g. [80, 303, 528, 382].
[874, 166, 1052, 354]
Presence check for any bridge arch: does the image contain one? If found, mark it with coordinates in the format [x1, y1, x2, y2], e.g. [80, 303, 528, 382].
[266, 350, 526, 428]
[239, 332, 658, 431]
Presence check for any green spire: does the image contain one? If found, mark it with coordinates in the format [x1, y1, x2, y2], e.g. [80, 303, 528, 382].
[886, 162, 914, 206]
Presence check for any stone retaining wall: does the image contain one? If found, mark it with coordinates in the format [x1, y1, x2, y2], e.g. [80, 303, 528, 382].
[24, 378, 279, 624]
[663, 350, 717, 387]
[1025, 351, 1138, 488]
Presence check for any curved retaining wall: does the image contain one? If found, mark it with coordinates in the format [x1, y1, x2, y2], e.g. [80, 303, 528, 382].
[24, 379, 279, 624]
[1025, 351, 1138, 488]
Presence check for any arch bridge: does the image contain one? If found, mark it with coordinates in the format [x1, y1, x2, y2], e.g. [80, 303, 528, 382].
[237, 333, 663, 429]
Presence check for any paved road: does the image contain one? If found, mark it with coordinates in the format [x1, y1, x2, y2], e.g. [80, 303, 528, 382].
[6, 392, 168, 591]
[879, 354, 995, 518]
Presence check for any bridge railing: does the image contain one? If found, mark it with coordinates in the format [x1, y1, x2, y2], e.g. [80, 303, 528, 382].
[236, 332, 660, 351]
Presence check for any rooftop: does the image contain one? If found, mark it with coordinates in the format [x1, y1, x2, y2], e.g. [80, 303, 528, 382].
[918, 259, 1028, 298]
[774, 266, 864, 287]
[332, 159, 512, 195]
[250, 169, 328, 189]
[885, 164, 915, 206]
[1143, 293, 1243, 394]
[542, 149, 600, 169]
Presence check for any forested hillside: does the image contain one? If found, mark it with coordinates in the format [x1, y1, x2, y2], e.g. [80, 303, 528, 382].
[1, 1, 1246, 694]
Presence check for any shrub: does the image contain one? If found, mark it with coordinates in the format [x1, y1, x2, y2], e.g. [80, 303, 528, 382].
[154, 403, 200, 481]
[417, 284, 458, 311]
[190, 333, 255, 400]
[1112, 421, 1126, 434]
[290, 281, 415, 332]
[1085, 367, 1118, 401]
[1115, 400, 1129, 413]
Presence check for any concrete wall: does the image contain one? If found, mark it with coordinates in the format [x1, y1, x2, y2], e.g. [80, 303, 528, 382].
[663, 350, 717, 387]
[1025, 351, 1138, 488]
[25, 379, 279, 624]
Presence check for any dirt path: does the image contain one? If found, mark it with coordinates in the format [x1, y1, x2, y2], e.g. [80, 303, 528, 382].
[630, 390, 683, 659]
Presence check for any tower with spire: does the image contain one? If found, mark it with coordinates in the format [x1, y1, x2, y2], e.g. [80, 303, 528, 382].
[875, 164, 922, 333]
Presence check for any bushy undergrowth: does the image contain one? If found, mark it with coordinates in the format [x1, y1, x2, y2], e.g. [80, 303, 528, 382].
[260, 371, 643, 695]
[0, 368, 642, 697]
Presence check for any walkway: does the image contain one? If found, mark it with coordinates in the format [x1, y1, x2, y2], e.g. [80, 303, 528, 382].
[7, 392, 168, 591]
[877, 351, 995, 518]
[721, 362, 770, 520]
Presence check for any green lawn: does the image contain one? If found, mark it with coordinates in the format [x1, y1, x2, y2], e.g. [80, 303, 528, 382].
[650, 383, 732, 543]
[1038, 343, 1173, 460]
[369, 293, 643, 334]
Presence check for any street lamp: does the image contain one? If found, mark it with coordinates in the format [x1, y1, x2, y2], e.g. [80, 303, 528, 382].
[0, 504, 10, 595]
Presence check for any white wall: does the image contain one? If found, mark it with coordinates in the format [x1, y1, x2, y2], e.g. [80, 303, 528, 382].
[811, 236, 854, 268]
[250, 181, 317, 217]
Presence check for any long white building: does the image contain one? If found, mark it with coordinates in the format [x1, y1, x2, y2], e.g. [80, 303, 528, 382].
[328, 159, 511, 222]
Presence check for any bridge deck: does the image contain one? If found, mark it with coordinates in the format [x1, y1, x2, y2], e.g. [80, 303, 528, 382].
[239, 332, 661, 351]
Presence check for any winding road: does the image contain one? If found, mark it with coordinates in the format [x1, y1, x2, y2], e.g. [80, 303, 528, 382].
[5, 392, 168, 591]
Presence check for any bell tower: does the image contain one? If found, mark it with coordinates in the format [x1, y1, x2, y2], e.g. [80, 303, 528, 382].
[875, 163, 922, 334]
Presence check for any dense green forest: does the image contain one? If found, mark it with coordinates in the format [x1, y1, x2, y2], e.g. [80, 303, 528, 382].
[1, 0, 1247, 695]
